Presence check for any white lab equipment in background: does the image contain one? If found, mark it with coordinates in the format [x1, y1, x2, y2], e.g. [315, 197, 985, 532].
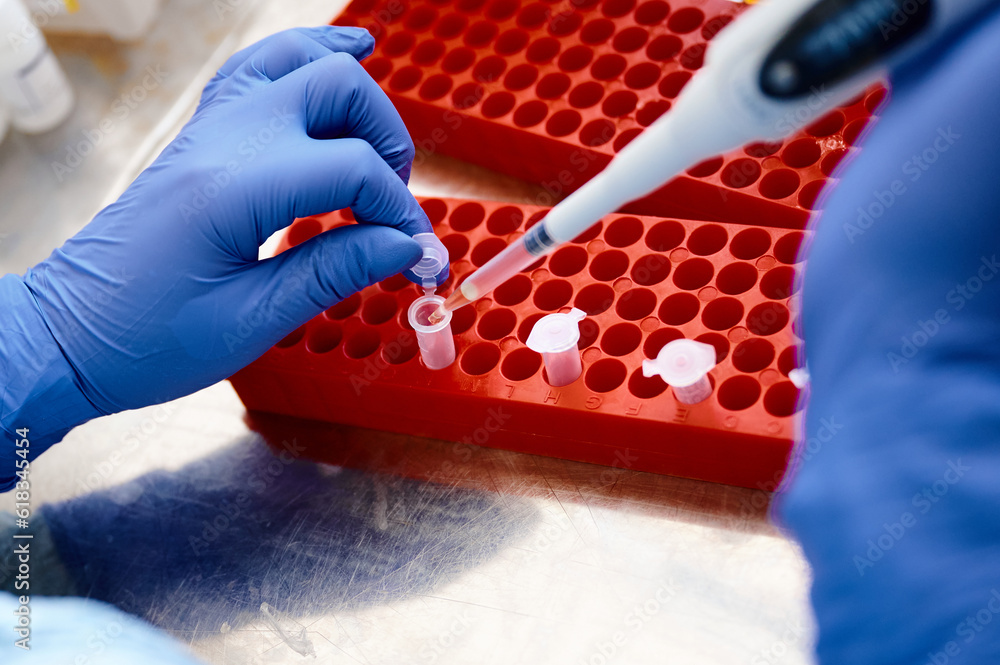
[0, 0, 74, 133]
[24, 0, 161, 41]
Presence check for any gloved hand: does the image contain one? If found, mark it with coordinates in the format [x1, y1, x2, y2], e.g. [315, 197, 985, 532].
[775, 6, 1000, 665]
[0, 27, 431, 489]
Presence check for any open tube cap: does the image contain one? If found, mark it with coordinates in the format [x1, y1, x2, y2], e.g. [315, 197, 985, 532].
[642, 339, 716, 388]
[525, 308, 586, 354]
[404, 233, 450, 292]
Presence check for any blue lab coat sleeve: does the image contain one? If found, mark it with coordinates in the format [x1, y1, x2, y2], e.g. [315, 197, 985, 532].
[0, 592, 207, 664]
[775, 6, 1000, 665]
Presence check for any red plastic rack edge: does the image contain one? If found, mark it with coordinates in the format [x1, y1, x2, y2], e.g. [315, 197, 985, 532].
[334, 0, 887, 229]
[229, 197, 807, 489]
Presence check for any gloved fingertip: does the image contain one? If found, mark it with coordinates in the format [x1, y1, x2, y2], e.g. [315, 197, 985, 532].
[356, 32, 377, 60]
[371, 231, 424, 283]
[315, 25, 376, 60]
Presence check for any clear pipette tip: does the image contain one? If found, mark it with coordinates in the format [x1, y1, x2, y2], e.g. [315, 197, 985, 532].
[430, 289, 471, 323]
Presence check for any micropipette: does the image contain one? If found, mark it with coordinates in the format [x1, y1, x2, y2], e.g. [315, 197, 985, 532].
[434, 0, 995, 321]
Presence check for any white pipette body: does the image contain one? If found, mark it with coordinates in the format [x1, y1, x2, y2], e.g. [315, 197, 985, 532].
[442, 0, 994, 310]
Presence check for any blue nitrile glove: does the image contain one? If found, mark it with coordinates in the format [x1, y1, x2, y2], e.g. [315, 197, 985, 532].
[0, 27, 432, 491]
[775, 6, 1000, 665]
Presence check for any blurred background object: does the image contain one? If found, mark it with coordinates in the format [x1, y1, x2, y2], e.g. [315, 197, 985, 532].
[0, 0, 75, 134]
[24, 0, 162, 41]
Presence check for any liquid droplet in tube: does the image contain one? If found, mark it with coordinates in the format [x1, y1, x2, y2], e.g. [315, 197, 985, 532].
[408, 294, 456, 369]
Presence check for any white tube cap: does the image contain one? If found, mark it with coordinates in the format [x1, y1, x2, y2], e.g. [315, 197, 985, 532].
[407, 233, 449, 292]
[788, 366, 810, 388]
[642, 339, 716, 388]
[526, 308, 586, 354]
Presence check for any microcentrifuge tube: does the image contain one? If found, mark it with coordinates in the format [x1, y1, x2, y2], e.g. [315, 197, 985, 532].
[642, 339, 716, 404]
[788, 366, 810, 389]
[526, 308, 586, 387]
[408, 233, 449, 294]
[408, 294, 456, 370]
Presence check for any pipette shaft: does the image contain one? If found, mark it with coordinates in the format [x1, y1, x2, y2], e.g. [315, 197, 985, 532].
[437, 0, 993, 318]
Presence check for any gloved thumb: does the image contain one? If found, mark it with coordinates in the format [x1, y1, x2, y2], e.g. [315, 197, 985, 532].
[258, 223, 423, 327]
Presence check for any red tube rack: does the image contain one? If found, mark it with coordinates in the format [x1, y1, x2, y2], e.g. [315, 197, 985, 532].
[230, 198, 807, 489]
[333, 0, 886, 229]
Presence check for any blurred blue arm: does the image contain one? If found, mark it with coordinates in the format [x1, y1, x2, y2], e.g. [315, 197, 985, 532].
[0, 592, 206, 664]
[776, 5, 1000, 664]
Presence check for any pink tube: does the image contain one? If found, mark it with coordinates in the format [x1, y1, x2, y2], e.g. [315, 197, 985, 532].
[408, 295, 456, 370]
[541, 349, 583, 387]
[526, 308, 586, 387]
